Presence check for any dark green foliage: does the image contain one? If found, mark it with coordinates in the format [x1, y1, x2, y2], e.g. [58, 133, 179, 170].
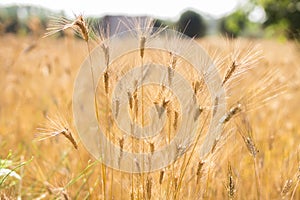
[219, 10, 249, 38]
[153, 19, 168, 29]
[254, 0, 300, 39]
[177, 10, 206, 38]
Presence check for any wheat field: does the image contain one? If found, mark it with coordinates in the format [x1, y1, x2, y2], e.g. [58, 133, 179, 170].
[0, 19, 300, 200]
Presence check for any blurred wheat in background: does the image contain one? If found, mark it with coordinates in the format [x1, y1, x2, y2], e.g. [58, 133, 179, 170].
[0, 2, 300, 199]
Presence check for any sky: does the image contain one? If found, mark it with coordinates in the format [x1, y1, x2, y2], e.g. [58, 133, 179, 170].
[0, 0, 244, 20]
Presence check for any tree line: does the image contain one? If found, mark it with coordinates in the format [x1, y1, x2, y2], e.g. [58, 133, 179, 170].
[1, 1, 299, 39]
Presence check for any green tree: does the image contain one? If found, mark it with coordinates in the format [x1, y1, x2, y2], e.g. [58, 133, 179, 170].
[253, 0, 300, 38]
[220, 9, 250, 38]
[177, 10, 206, 38]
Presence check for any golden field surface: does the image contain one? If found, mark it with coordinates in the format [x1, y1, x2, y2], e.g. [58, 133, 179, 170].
[0, 32, 300, 200]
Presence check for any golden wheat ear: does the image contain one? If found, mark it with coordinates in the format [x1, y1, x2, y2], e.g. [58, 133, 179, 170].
[43, 14, 90, 42]
[72, 14, 89, 42]
[35, 114, 78, 150]
[226, 162, 236, 199]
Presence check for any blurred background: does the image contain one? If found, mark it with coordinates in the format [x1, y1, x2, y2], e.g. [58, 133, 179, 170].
[0, 0, 300, 40]
[1, 1, 300, 199]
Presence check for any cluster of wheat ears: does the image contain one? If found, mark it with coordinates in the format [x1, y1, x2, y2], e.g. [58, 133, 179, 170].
[1, 14, 299, 199]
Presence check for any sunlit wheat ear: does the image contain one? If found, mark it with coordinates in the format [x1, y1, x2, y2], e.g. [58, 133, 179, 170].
[149, 142, 155, 155]
[94, 24, 110, 66]
[173, 110, 179, 130]
[122, 17, 165, 53]
[43, 14, 89, 42]
[72, 14, 89, 42]
[35, 114, 78, 149]
[133, 17, 162, 59]
[236, 113, 259, 157]
[281, 179, 293, 197]
[219, 103, 242, 124]
[196, 161, 205, 184]
[159, 170, 165, 185]
[222, 60, 237, 86]
[243, 135, 259, 158]
[103, 70, 109, 94]
[225, 162, 236, 199]
[118, 137, 124, 167]
[114, 98, 120, 118]
[146, 177, 152, 199]
[127, 91, 134, 110]
[167, 52, 178, 85]
[192, 80, 204, 95]
[222, 40, 262, 87]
